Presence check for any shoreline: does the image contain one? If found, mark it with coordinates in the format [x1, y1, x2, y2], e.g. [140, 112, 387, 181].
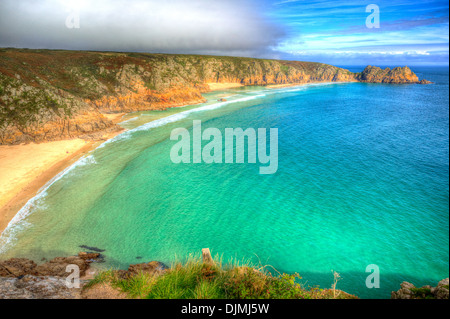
[265, 80, 358, 89]
[0, 81, 364, 237]
[0, 114, 126, 235]
[0, 84, 243, 237]
[206, 82, 244, 91]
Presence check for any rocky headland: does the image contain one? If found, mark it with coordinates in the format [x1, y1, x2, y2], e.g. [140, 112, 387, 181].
[0, 48, 431, 145]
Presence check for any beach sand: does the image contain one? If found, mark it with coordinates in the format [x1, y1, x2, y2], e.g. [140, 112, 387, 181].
[265, 83, 302, 89]
[206, 82, 243, 91]
[0, 139, 96, 234]
[0, 113, 125, 235]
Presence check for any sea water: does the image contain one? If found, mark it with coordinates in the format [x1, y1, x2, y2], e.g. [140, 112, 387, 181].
[0, 66, 448, 298]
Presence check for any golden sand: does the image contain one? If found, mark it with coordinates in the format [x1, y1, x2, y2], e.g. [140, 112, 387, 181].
[0, 139, 96, 234]
[0, 113, 125, 235]
[206, 82, 244, 91]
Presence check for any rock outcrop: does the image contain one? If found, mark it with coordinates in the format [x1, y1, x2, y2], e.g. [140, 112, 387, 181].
[0, 48, 431, 145]
[0, 258, 38, 277]
[0, 275, 87, 299]
[391, 278, 449, 299]
[0, 254, 168, 299]
[0, 253, 100, 278]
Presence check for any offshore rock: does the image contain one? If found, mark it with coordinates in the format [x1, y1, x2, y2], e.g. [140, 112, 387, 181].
[357, 66, 420, 83]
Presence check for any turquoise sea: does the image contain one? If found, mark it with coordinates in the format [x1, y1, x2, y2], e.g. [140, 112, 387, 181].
[0, 66, 448, 298]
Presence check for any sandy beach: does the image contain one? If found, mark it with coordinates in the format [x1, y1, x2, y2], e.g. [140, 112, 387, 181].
[206, 82, 244, 91]
[0, 113, 125, 235]
[0, 139, 94, 233]
[0, 83, 285, 236]
[0, 86, 255, 235]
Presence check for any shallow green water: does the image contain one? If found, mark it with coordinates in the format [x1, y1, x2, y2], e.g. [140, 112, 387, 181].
[0, 67, 448, 298]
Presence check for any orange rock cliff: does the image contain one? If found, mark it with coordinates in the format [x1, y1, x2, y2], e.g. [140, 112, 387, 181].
[0, 48, 431, 145]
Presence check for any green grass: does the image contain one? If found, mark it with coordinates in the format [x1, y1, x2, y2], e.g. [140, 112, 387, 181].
[84, 255, 357, 299]
[410, 287, 435, 299]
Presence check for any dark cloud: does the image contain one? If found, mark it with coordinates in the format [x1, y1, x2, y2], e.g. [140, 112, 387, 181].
[0, 0, 286, 57]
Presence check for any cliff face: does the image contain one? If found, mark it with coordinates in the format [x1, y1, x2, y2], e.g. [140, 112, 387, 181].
[0, 48, 429, 145]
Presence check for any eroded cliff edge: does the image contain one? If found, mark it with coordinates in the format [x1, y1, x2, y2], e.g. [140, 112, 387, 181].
[0, 48, 431, 145]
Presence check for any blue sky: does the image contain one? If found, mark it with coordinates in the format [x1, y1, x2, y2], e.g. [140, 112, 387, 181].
[265, 0, 449, 65]
[0, 0, 448, 65]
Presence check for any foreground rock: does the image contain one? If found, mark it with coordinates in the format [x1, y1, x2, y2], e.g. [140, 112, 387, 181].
[357, 66, 420, 83]
[391, 278, 449, 299]
[0, 255, 168, 299]
[0, 258, 38, 277]
[0, 252, 101, 278]
[0, 275, 87, 299]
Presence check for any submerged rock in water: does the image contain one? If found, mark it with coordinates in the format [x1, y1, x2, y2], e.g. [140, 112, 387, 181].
[79, 245, 106, 253]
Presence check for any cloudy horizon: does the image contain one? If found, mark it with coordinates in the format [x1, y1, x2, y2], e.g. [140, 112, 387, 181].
[0, 0, 448, 65]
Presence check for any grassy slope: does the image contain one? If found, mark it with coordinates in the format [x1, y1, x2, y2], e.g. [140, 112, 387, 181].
[84, 256, 358, 299]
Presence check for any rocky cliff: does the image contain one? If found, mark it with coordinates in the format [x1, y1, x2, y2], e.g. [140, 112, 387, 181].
[0, 48, 431, 145]
[391, 278, 449, 299]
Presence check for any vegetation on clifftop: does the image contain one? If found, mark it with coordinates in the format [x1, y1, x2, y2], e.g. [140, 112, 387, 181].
[84, 255, 358, 299]
[0, 48, 427, 145]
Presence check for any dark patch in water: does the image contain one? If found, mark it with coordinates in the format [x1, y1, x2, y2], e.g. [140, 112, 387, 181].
[79, 245, 105, 253]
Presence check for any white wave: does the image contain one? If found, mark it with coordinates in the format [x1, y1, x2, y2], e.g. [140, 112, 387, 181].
[268, 81, 352, 95]
[0, 92, 269, 254]
[119, 116, 139, 124]
[98, 93, 266, 149]
[0, 155, 97, 254]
